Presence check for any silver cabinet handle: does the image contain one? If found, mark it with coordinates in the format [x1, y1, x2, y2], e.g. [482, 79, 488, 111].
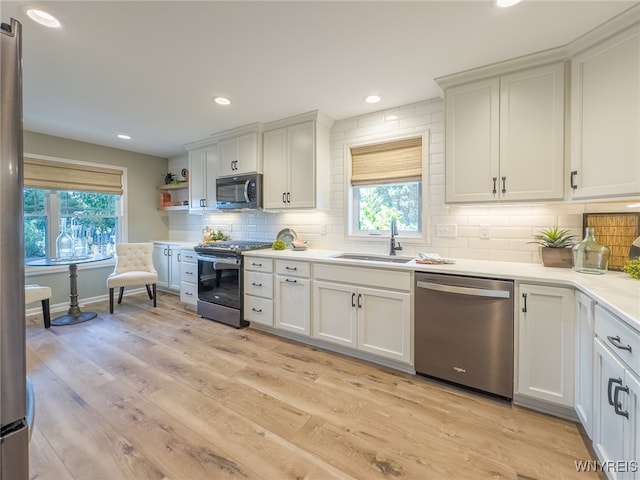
[285, 278, 297, 283]
[501, 176, 507, 194]
[185, 292, 193, 296]
[613, 384, 630, 418]
[252, 307, 262, 313]
[185, 271, 193, 276]
[251, 282, 262, 287]
[357, 293, 362, 309]
[251, 262, 262, 267]
[351, 292, 355, 307]
[416, 281, 511, 299]
[522, 293, 527, 313]
[607, 335, 632, 352]
[492, 177, 497, 195]
[285, 266, 297, 271]
[570, 171, 578, 190]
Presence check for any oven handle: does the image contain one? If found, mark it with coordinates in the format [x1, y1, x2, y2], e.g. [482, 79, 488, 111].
[416, 281, 511, 299]
[196, 255, 240, 267]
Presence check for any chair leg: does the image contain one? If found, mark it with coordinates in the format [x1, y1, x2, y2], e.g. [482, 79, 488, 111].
[41, 299, 51, 329]
[109, 288, 114, 313]
[145, 284, 153, 299]
[152, 283, 157, 308]
[118, 287, 125, 304]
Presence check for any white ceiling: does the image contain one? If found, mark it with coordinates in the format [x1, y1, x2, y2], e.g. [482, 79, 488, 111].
[1, 1, 637, 158]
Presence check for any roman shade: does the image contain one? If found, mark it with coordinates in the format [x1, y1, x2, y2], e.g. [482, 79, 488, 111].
[350, 137, 422, 186]
[24, 157, 123, 194]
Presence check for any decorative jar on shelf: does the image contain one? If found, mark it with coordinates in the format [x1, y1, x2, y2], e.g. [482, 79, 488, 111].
[572, 227, 610, 274]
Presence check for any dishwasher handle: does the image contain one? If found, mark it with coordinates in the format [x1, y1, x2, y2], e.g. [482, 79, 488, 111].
[416, 280, 511, 299]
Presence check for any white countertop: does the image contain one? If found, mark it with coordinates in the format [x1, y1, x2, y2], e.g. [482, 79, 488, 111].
[244, 248, 640, 329]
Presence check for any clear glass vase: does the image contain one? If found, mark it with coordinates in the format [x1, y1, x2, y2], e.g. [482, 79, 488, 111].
[55, 218, 74, 259]
[572, 227, 610, 274]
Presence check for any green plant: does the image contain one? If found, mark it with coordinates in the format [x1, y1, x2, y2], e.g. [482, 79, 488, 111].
[528, 227, 576, 248]
[623, 258, 640, 280]
[272, 240, 286, 250]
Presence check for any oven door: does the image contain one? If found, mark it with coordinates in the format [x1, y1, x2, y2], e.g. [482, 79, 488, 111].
[196, 254, 248, 328]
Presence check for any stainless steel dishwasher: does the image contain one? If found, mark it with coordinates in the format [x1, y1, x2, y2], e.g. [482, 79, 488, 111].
[415, 272, 514, 399]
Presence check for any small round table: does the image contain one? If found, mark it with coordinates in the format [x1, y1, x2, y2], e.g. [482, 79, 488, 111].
[26, 254, 113, 326]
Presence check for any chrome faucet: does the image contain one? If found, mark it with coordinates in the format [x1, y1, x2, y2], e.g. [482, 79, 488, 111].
[389, 218, 403, 256]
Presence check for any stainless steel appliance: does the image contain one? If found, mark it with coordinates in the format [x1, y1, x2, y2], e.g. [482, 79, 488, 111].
[1, 17, 32, 479]
[194, 241, 272, 328]
[216, 173, 262, 210]
[414, 272, 514, 399]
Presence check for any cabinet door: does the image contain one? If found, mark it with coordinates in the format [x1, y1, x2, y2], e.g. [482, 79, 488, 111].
[152, 243, 169, 289]
[357, 286, 411, 363]
[571, 25, 640, 199]
[169, 246, 181, 291]
[593, 338, 627, 475]
[499, 63, 565, 201]
[517, 284, 574, 406]
[445, 78, 500, 203]
[625, 369, 640, 479]
[218, 137, 237, 177]
[263, 128, 288, 209]
[575, 291, 596, 438]
[203, 144, 219, 210]
[237, 132, 259, 174]
[313, 281, 357, 348]
[188, 148, 206, 212]
[275, 276, 310, 335]
[287, 121, 315, 208]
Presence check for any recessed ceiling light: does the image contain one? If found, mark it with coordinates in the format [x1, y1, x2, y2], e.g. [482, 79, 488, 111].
[213, 97, 231, 106]
[364, 94, 381, 104]
[26, 9, 61, 28]
[116, 133, 132, 140]
[495, 0, 522, 7]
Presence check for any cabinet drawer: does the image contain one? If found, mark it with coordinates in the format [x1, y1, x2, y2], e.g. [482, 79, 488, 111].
[180, 263, 197, 282]
[180, 282, 197, 305]
[180, 249, 197, 264]
[244, 271, 273, 298]
[275, 260, 310, 277]
[244, 296, 273, 326]
[244, 256, 273, 273]
[595, 304, 640, 374]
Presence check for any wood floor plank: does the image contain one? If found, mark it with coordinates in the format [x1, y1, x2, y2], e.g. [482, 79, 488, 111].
[26, 293, 601, 480]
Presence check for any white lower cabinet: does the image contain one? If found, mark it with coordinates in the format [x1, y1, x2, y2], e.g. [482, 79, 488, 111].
[592, 304, 640, 479]
[575, 291, 596, 437]
[274, 260, 311, 335]
[179, 248, 197, 307]
[152, 242, 182, 292]
[313, 264, 411, 364]
[516, 284, 575, 408]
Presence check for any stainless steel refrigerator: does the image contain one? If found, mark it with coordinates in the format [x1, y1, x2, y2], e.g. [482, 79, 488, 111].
[1, 17, 31, 480]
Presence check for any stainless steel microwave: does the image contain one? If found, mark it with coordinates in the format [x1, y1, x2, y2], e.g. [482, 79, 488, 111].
[216, 173, 262, 210]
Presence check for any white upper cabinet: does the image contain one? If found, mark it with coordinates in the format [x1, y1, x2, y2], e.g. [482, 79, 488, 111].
[443, 62, 565, 203]
[187, 143, 218, 213]
[262, 111, 333, 210]
[213, 124, 263, 177]
[570, 23, 640, 200]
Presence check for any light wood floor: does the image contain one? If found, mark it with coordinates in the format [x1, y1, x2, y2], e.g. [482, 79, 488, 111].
[26, 292, 601, 480]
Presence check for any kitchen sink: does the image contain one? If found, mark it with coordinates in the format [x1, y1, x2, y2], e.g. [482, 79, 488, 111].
[331, 253, 414, 264]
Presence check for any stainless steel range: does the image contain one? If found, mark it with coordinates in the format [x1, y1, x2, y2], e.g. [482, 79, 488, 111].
[194, 240, 272, 328]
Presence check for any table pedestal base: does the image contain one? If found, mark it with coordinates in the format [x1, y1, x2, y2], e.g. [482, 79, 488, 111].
[51, 311, 97, 326]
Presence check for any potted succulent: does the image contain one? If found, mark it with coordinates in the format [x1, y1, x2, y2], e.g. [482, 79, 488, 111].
[529, 226, 577, 268]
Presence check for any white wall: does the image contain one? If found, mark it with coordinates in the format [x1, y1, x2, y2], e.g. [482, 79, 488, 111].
[168, 99, 639, 264]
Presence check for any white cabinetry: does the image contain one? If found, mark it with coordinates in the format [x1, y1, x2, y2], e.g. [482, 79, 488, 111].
[274, 260, 311, 335]
[516, 284, 574, 409]
[217, 127, 262, 177]
[575, 291, 596, 438]
[262, 111, 333, 210]
[187, 143, 218, 213]
[179, 248, 197, 308]
[443, 63, 565, 203]
[152, 242, 182, 293]
[592, 304, 640, 479]
[570, 24, 640, 200]
[243, 256, 274, 327]
[313, 264, 411, 364]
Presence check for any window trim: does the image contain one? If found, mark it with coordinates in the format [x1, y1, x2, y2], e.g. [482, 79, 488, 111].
[344, 129, 430, 243]
[23, 153, 128, 274]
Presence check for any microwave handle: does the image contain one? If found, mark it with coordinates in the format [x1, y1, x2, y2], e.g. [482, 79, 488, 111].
[244, 179, 251, 203]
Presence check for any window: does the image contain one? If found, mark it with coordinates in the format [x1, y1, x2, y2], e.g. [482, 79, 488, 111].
[350, 136, 424, 235]
[23, 156, 124, 263]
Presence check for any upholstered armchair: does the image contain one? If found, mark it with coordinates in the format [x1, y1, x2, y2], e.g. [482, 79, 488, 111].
[25, 284, 52, 328]
[107, 243, 158, 313]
